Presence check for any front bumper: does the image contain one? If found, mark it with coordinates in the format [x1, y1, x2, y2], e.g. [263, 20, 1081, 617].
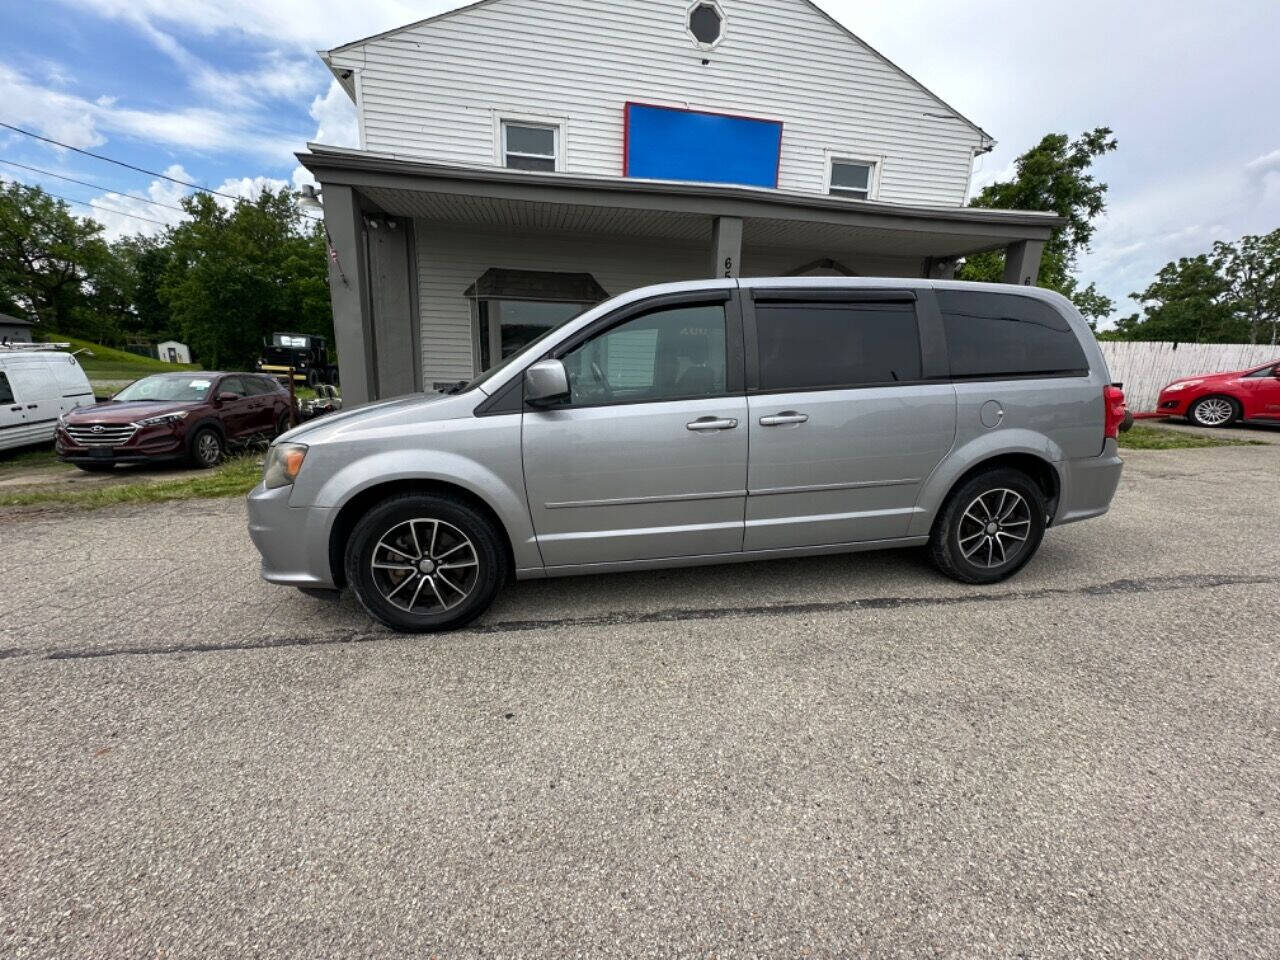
[1155, 392, 1190, 415]
[1054, 439, 1124, 526]
[246, 482, 336, 588]
[56, 425, 186, 464]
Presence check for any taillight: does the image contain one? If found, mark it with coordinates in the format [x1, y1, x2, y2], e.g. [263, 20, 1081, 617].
[1103, 384, 1127, 439]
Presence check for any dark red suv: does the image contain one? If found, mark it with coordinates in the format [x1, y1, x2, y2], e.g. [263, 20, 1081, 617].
[56, 372, 294, 471]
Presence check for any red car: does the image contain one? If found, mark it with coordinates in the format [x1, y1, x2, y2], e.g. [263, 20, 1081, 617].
[1156, 358, 1280, 428]
[56, 372, 294, 471]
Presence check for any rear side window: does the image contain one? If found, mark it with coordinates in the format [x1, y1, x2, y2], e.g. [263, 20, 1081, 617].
[937, 291, 1088, 379]
[0, 371, 12, 405]
[755, 301, 922, 391]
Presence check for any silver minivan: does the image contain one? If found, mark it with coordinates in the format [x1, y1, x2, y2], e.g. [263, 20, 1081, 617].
[248, 278, 1125, 632]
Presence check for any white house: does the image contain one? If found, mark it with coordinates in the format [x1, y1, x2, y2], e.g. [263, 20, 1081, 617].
[156, 340, 192, 364]
[302, 0, 1063, 403]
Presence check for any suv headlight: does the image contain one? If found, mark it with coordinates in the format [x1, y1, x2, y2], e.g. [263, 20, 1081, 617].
[136, 411, 189, 427]
[264, 442, 308, 489]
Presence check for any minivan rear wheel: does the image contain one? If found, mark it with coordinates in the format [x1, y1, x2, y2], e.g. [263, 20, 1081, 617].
[929, 468, 1047, 585]
[345, 493, 507, 633]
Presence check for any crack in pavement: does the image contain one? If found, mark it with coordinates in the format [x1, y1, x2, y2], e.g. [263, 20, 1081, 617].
[9, 571, 1276, 664]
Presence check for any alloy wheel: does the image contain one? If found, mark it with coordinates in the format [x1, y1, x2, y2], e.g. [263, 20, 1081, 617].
[197, 432, 221, 466]
[957, 488, 1032, 569]
[1193, 397, 1234, 427]
[370, 518, 480, 614]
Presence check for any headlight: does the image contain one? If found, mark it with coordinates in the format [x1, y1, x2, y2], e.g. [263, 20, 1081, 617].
[135, 411, 189, 427]
[263, 442, 308, 489]
[1164, 380, 1201, 393]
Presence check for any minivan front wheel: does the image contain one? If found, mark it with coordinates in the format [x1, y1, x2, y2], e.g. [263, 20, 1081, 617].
[929, 468, 1047, 585]
[345, 493, 506, 633]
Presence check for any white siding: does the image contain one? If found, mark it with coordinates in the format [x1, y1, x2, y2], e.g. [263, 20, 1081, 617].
[414, 220, 928, 384]
[334, 0, 986, 208]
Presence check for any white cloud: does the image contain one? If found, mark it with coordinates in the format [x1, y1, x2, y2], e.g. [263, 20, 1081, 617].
[51, 0, 461, 54]
[0, 63, 306, 163]
[84, 164, 192, 239]
[308, 78, 359, 148]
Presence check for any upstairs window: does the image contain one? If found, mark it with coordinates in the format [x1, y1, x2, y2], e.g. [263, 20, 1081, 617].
[829, 159, 876, 200]
[502, 121, 558, 172]
[687, 2, 724, 46]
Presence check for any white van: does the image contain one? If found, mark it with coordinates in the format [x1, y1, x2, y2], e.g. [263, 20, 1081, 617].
[0, 348, 96, 452]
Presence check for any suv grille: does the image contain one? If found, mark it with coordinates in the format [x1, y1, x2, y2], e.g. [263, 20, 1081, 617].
[65, 423, 138, 447]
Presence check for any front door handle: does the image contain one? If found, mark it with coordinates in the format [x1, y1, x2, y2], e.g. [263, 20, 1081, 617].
[759, 411, 808, 426]
[686, 416, 739, 431]
[26, 403, 38, 410]
[8, 405, 21, 412]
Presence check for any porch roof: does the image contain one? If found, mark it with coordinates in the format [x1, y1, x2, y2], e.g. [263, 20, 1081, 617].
[298, 145, 1063, 260]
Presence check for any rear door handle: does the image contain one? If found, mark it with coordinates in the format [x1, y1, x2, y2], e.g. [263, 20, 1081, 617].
[686, 416, 738, 431]
[759, 412, 808, 426]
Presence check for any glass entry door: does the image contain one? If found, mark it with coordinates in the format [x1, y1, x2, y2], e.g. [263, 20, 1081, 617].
[477, 299, 590, 371]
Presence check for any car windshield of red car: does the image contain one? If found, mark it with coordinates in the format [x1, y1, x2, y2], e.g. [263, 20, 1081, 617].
[114, 376, 214, 403]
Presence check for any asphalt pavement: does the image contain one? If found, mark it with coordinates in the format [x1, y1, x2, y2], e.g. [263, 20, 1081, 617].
[2, 441, 1278, 958]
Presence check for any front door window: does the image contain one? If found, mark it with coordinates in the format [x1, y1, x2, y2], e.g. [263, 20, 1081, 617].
[560, 304, 728, 405]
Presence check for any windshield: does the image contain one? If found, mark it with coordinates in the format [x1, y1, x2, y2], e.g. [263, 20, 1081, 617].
[273, 334, 310, 348]
[114, 375, 214, 403]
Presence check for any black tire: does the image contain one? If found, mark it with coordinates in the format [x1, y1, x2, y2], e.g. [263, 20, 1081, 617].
[274, 410, 292, 438]
[306, 368, 320, 389]
[187, 426, 224, 469]
[329, 366, 340, 387]
[344, 493, 507, 633]
[1187, 395, 1238, 429]
[74, 462, 115, 473]
[928, 468, 1047, 585]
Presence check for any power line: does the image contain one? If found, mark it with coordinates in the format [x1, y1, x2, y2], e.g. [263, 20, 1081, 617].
[0, 119, 323, 221]
[0, 119, 245, 201]
[0, 158, 189, 214]
[39, 188, 173, 227]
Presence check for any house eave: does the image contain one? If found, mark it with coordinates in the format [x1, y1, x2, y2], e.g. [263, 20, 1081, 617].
[298, 147, 1064, 241]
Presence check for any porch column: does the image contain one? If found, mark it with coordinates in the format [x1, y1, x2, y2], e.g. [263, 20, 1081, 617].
[1002, 240, 1044, 286]
[319, 183, 375, 406]
[924, 256, 958, 280]
[710, 216, 743, 279]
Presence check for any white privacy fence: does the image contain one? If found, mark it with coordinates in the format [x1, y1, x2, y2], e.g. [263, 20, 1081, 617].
[1098, 341, 1280, 412]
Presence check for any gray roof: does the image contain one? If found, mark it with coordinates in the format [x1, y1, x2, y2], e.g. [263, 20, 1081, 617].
[0, 313, 33, 327]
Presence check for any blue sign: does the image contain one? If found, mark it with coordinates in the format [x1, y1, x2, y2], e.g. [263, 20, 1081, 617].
[624, 103, 783, 189]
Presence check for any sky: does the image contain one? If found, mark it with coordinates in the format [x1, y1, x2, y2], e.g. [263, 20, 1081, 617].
[2, 0, 1278, 323]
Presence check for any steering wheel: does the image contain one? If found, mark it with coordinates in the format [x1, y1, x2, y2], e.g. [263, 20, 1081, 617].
[590, 360, 613, 401]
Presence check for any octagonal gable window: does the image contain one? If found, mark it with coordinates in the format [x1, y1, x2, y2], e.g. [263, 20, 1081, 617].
[687, 2, 724, 47]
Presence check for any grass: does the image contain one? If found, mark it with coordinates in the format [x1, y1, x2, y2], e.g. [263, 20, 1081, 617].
[0, 455, 262, 509]
[39, 332, 200, 388]
[0, 446, 60, 470]
[1118, 424, 1265, 450]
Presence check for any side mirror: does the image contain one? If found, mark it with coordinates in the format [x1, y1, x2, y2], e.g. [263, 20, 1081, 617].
[525, 359, 569, 405]
[217, 392, 241, 402]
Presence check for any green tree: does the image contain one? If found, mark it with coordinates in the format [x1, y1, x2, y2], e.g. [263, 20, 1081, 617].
[958, 128, 1118, 321]
[1115, 254, 1243, 343]
[161, 189, 330, 368]
[0, 180, 113, 336]
[1213, 229, 1280, 345]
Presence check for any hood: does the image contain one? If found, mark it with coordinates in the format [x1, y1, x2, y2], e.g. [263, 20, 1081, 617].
[65, 400, 200, 424]
[275, 390, 473, 445]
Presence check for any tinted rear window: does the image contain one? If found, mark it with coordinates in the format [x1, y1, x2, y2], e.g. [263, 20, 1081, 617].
[937, 291, 1088, 379]
[755, 302, 922, 391]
